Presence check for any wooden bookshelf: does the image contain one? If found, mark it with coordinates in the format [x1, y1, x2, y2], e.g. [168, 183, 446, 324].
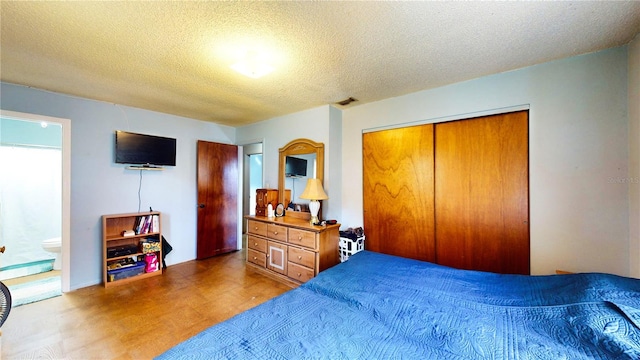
[102, 211, 162, 287]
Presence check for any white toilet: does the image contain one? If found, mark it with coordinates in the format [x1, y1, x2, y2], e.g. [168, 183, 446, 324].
[41, 237, 62, 270]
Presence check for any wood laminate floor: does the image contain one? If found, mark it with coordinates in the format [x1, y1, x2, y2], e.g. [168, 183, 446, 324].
[1, 250, 291, 359]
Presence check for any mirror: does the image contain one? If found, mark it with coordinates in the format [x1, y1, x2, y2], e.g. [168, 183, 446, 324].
[278, 138, 324, 219]
[275, 203, 285, 217]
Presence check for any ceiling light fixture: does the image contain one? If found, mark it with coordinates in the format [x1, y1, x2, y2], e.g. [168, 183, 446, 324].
[231, 50, 274, 79]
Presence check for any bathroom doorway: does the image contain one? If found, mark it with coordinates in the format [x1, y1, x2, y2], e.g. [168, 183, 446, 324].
[0, 110, 71, 304]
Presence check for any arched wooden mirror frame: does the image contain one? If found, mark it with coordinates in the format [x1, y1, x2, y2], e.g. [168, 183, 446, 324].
[278, 138, 325, 219]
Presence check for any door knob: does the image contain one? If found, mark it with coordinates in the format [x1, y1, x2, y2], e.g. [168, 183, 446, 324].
[198, 204, 205, 208]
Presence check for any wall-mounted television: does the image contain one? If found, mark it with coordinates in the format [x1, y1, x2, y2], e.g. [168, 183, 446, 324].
[115, 131, 176, 167]
[285, 156, 307, 177]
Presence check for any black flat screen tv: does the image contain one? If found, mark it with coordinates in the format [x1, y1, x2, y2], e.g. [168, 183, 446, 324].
[115, 131, 176, 166]
[285, 156, 307, 177]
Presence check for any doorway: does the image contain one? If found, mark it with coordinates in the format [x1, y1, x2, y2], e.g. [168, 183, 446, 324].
[0, 110, 71, 298]
[242, 143, 263, 216]
[241, 142, 263, 249]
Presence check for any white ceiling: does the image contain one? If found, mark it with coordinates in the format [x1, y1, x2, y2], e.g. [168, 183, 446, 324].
[1, 1, 639, 127]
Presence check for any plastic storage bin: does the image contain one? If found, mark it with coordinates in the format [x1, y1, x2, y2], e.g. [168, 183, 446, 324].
[107, 261, 145, 282]
[339, 235, 365, 262]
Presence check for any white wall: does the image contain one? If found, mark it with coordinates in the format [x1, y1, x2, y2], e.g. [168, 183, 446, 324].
[629, 34, 640, 278]
[0, 83, 236, 289]
[341, 47, 631, 277]
[328, 106, 343, 222]
[236, 105, 341, 220]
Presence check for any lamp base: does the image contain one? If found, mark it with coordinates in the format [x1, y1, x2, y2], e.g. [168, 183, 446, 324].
[308, 200, 320, 225]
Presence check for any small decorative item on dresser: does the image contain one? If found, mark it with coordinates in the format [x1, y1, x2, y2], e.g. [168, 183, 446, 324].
[275, 203, 285, 217]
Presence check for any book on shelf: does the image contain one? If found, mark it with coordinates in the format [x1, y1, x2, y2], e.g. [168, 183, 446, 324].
[135, 216, 144, 234]
[152, 214, 159, 233]
[135, 214, 157, 234]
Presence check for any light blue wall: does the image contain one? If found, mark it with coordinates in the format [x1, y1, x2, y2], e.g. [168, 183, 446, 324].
[234, 46, 635, 277]
[0, 83, 236, 289]
[1, 44, 635, 287]
[236, 105, 340, 219]
[341, 46, 632, 277]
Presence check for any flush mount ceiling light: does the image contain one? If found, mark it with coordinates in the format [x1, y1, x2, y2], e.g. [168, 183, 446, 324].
[230, 50, 274, 79]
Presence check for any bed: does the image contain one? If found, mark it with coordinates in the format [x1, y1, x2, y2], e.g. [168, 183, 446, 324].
[157, 251, 640, 359]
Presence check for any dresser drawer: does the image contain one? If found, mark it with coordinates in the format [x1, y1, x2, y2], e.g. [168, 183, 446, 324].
[267, 224, 288, 242]
[247, 248, 266, 268]
[288, 262, 314, 283]
[267, 241, 287, 275]
[288, 246, 315, 269]
[288, 228, 317, 249]
[248, 235, 267, 253]
[247, 220, 268, 237]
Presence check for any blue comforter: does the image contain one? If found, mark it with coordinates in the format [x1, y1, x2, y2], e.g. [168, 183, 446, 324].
[157, 251, 640, 359]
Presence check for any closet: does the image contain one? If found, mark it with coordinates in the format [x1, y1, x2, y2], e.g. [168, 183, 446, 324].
[363, 111, 529, 275]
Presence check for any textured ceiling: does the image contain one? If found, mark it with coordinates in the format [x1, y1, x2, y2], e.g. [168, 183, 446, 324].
[1, 1, 639, 127]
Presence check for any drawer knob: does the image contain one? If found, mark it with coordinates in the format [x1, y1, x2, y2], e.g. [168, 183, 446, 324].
[254, 243, 258, 246]
[274, 231, 278, 235]
[253, 257, 257, 260]
[298, 236, 302, 240]
[254, 227, 258, 230]
[297, 273, 301, 277]
[297, 255, 302, 260]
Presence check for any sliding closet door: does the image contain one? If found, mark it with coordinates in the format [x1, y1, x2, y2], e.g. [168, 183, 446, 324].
[435, 111, 529, 274]
[363, 125, 435, 261]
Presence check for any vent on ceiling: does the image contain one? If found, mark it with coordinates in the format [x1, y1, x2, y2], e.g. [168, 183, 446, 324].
[336, 97, 358, 106]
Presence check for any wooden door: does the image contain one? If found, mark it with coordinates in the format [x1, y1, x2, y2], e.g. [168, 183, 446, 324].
[362, 125, 436, 261]
[434, 111, 529, 274]
[197, 141, 239, 259]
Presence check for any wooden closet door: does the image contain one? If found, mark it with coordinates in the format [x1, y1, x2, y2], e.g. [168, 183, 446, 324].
[363, 125, 435, 261]
[435, 111, 529, 274]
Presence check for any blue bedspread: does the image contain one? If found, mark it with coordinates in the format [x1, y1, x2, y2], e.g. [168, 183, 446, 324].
[157, 251, 640, 359]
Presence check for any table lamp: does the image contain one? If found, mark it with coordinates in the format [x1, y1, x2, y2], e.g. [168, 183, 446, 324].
[299, 178, 328, 225]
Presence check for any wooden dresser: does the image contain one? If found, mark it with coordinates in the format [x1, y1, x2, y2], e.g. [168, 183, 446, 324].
[245, 215, 340, 287]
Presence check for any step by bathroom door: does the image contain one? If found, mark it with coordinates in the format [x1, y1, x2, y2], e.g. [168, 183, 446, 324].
[196, 140, 239, 259]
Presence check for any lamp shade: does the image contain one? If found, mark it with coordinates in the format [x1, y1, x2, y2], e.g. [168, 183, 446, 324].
[299, 178, 328, 200]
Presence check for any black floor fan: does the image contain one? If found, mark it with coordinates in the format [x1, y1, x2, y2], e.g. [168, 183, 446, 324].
[0, 246, 11, 327]
[0, 281, 10, 327]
